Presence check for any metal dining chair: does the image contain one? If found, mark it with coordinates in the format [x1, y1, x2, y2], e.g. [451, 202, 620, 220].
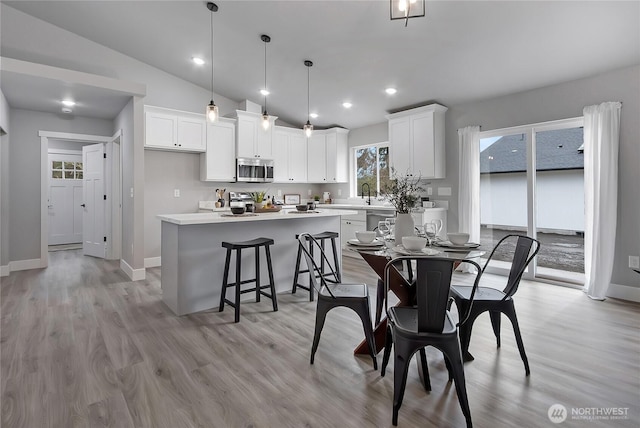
[381, 256, 482, 427]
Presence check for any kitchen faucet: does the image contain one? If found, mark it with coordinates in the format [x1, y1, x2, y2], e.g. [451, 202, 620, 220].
[361, 182, 371, 205]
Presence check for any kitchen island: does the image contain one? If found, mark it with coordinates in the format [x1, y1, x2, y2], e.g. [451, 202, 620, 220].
[158, 208, 357, 316]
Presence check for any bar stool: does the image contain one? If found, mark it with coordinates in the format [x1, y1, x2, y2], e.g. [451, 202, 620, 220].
[219, 237, 278, 323]
[292, 231, 341, 301]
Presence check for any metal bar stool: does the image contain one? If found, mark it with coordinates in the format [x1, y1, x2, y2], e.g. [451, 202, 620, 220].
[292, 231, 341, 301]
[219, 237, 278, 323]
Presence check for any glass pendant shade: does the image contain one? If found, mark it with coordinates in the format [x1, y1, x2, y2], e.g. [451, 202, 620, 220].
[304, 121, 313, 138]
[207, 100, 218, 123]
[262, 112, 270, 130]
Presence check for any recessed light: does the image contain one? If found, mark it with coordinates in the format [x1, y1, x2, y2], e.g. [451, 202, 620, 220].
[385, 87, 397, 95]
[192, 57, 205, 65]
[62, 99, 75, 107]
[260, 89, 270, 96]
[309, 113, 318, 119]
[342, 102, 352, 109]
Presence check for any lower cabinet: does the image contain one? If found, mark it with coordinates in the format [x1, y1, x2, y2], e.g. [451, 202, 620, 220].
[340, 210, 367, 258]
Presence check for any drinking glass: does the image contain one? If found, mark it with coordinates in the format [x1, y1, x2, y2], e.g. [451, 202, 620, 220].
[424, 222, 437, 245]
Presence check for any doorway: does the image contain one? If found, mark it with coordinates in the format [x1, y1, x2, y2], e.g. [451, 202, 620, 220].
[478, 117, 585, 285]
[39, 130, 122, 267]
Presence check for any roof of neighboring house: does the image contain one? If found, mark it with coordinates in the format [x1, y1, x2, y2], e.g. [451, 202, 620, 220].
[480, 127, 584, 174]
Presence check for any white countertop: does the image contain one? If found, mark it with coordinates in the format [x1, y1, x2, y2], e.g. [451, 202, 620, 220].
[158, 208, 358, 225]
[317, 204, 446, 212]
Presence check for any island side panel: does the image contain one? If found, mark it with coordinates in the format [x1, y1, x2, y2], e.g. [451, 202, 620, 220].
[160, 221, 180, 314]
[164, 215, 341, 316]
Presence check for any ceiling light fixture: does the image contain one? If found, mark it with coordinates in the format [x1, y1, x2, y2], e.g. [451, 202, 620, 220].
[206, 2, 219, 123]
[303, 60, 314, 138]
[342, 102, 352, 109]
[192, 56, 205, 65]
[62, 99, 76, 107]
[261, 34, 271, 131]
[390, 0, 425, 27]
[385, 87, 397, 95]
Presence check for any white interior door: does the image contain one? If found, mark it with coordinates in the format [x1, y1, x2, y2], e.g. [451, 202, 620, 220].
[82, 143, 106, 258]
[48, 153, 83, 245]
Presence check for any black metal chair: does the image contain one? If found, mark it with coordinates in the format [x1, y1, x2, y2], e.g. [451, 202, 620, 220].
[381, 256, 482, 427]
[292, 231, 341, 301]
[297, 233, 377, 370]
[449, 234, 541, 375]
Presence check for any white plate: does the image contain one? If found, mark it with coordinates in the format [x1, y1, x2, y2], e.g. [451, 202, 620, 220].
[392, 246, 441, 256]
[435, 241, 481, 249]
[347, 238, 384, 247]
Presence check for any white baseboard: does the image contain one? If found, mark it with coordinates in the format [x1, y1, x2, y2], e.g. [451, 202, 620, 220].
[0, 265, 9, 277]
[607, 283, 640, 302]
[120, 259, 146, 281]
[144, 256, 161, 268]
[9, 258, 43, 272]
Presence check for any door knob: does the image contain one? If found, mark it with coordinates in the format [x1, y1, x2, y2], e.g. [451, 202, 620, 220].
[81, 204, 86, 207]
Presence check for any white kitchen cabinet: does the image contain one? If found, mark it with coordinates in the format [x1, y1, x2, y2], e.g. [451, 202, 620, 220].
[306, 128, 349, 183]
[200, 118, 236, 182]
[273, 127, 307, 182]
[144, 106, 206, 152]
[236, 110, 276, 159]
[340, 209, 367, 259]
[386, 104, 447, 179]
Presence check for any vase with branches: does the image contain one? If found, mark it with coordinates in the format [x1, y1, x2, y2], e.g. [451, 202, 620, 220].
[380, 168, 424, 213]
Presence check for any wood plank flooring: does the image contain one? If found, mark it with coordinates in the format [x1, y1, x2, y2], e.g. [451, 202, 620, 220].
[1, 249, 638, 427]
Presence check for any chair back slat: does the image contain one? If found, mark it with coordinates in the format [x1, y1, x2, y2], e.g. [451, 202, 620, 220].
[500, 235, 541, 297]
[297, 233, 340, 298]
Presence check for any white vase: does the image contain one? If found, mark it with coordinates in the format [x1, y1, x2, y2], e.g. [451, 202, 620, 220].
[394, 213, 415, 245]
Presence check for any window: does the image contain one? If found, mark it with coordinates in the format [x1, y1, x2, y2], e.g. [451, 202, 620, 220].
[353, 143, 390, 197]
[51, 160, 83, 179]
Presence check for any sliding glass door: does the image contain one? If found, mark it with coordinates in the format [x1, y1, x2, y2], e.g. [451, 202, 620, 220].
[478, 118, 585, 284]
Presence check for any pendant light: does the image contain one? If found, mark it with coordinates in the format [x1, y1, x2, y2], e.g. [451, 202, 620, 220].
[206, 2, 219, 123]
[261, 34, 271, 131]
[303, 60, 313, 138]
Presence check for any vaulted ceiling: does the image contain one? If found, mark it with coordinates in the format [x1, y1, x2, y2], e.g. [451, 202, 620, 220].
[3, 1, 639, 129]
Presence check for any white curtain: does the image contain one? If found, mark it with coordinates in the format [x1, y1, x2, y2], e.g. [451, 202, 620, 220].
[458, 126, 481, 272]
[583, 101, 621, 300]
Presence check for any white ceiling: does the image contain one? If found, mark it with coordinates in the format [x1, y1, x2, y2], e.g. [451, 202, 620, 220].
[3, 0, 639, 129]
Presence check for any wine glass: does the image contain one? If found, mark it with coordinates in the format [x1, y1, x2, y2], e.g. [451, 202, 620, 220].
[424, 222, 437, 245]
[378, 220, 394, 251]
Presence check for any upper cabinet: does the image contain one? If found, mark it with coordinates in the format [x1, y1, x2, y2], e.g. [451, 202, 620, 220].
[306, 128, 349, 183]
[200, 118, 237, 182]
[236, 110, 276, 159]
[386, 104, 447, 179]
[273, 127, 307, 183]
[144, 106, 206, 152]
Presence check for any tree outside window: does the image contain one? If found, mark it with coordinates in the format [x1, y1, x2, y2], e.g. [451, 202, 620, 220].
[355, 144, 391, 196]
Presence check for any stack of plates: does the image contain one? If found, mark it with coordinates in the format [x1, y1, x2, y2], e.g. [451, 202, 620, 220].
[346, 238, 385, 248]
[434, 241, 481, 251]
[392, 246, 440, 256]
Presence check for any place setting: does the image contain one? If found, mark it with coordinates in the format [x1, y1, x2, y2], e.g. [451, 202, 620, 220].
[346, 231, 386, 249]
[433, 232, 481, 251]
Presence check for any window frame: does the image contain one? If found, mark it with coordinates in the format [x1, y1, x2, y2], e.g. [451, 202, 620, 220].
[351, 141, 389, 197]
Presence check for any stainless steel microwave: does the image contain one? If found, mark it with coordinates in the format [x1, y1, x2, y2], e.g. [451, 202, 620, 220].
[236, 158, 274, 183]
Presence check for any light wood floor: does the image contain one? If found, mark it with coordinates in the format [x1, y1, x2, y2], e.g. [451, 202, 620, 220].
[1, 250, 638, 427]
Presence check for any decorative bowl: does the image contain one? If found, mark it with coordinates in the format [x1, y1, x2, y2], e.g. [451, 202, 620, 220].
[296, 204, 308, 212]
[402, 236, 428, 251]
[230, 206, 246, 215]
[355, 231, 376, 244]
[448, 233, 470, 245]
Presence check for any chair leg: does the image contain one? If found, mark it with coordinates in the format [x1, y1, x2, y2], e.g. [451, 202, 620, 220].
[354, 299, 378, 370]
[441, 340, 473, 428]
[264, 245, 278, 312]
[418, 348, 431, 391]
[310, 300, 330, 364]
[292, 243, 303, 294]
[308, 244, 315, 302]
[234, 249, 242, 323]
[375, 278, 384, 325]
[458, 304, 479, 362]
[489, 310, 501, 348]
[381, 325, 393, 376]
[331, 237, 341, 282]
[255, 246, 261, 303]
[503, 302, 529, 375]
[219, 249, 231, 312]
[391, 342, 413, 426]
[443, 352, 453, 382]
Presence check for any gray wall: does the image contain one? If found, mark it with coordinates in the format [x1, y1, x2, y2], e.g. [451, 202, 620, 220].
[7, 109, 113, 261]
[444, 65, 639, 288]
